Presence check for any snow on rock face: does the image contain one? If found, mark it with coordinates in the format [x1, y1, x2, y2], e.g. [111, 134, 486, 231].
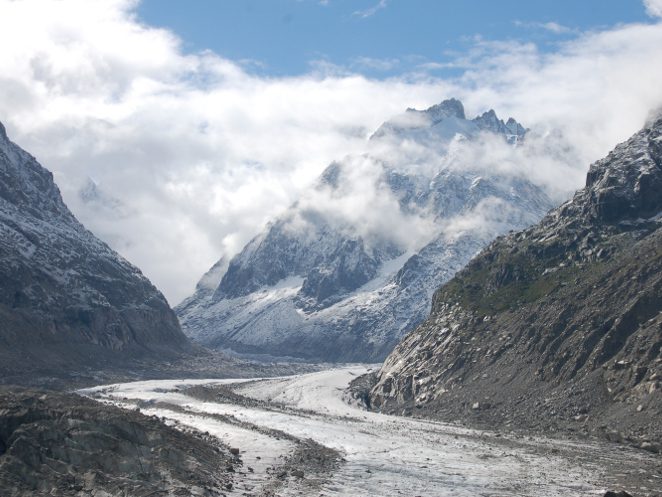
[213, 218, 399, 303]
[371, 98, 526, 146]
[0, 121, 189, 376]
[579, 119, 662, 223]
[176, 99, 553, 362]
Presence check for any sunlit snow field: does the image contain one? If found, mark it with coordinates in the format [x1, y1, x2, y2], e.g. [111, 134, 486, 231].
[80, 366, 645, 496]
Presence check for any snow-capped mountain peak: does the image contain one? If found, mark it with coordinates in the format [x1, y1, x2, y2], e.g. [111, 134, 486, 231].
[411, 97, 466, 122]
[370, 98, 526, 147]
[176, 98, 553, 361]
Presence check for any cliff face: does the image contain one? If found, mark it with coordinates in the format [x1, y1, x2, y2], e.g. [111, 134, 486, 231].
[0, 121, 189, 378]
[370, 117, 662, 451]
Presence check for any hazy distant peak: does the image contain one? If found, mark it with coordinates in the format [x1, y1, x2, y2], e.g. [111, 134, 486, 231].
[317, 161, 343, 190]
[409, 98, 466, 122]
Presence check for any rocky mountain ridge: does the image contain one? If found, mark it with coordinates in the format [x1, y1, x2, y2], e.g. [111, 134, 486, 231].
[371, 98, 526, 144]
[177, 99, 553, 361]
[0, 120, 190, 378]
[369, 115, 662, 450]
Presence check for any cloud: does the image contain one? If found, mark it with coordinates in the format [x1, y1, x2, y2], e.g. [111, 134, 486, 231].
[292, 154, 440, 253]
[540, 21, 573, 34]
[644, 0, 662, 18]
[514, 20, 575, 34]
[272, 122, 580, 267]
[353, 0, 388, 19]
[0, 0, 661, 304]
[351, 56, 400, 72]
[451, 24, 662, 164]
[0, 0, 448, 303]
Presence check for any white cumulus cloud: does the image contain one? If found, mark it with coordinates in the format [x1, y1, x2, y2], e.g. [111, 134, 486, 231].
[0, 0, 661, 304]
[644, 0, 662, 18]
[353, 0, 388, 18]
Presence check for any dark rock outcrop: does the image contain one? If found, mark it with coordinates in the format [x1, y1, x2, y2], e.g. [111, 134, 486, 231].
[370, 116, 662, 449]
[0, 387, 232, 496]
[0, 121, 189, 378]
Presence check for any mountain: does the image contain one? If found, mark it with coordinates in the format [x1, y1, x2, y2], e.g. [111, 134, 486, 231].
[369, 116, 662, 450]
[371, 97, 526, 144]
[177, 99, 553, 361]
[0, 120, 189, 378]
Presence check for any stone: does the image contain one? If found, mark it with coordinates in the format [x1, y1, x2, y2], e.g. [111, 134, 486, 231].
[0, 387, 233, 496]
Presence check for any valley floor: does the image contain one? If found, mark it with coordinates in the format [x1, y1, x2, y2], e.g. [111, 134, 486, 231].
[81, 366, 662, 497]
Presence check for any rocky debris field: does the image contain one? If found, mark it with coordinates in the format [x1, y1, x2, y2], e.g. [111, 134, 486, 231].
[0, 386, 236, 496]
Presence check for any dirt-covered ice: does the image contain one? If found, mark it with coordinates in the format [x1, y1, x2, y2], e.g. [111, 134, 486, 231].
[81, 366, 655, 496]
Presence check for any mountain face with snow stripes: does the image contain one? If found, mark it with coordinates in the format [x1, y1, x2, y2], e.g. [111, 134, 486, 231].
[176, 99, 553, 361]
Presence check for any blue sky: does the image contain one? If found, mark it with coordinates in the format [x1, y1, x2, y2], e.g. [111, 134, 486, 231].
[138, 0, 651, 77]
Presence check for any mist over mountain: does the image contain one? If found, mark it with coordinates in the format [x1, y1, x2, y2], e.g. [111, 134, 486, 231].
[177, 99, 554, 361]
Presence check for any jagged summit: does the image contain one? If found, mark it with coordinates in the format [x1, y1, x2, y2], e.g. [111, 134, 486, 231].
[371, 98, 526, 144]
[506, 117, 526, 135]
[408, 98, 466, 122]
[473, 109, 527, 138]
